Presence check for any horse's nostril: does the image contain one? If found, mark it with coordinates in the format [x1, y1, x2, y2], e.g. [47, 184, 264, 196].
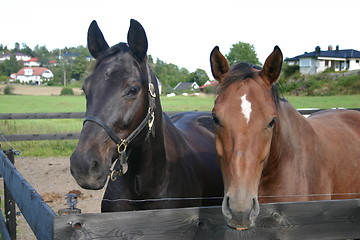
[91, 160, 100, 171]
[225, 195, 230, 209]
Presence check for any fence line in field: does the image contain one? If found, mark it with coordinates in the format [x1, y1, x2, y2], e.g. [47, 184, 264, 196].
[1, 109, 359, 142]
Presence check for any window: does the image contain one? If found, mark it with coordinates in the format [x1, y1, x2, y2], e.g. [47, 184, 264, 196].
[325, 60, 329, 67]
[300, 58, 311, 67]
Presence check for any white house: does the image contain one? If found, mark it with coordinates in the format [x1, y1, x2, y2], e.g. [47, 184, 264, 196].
[0, 52, 31, 62]
[285, 46, 360, 75]
[13, 67, 54, 84]
[23, 57, 41, 67]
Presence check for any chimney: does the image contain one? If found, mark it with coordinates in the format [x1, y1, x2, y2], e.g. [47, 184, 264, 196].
[315, 46, 321, 54]
[328, 45, 333, 51]
[336, 45, 339, 51]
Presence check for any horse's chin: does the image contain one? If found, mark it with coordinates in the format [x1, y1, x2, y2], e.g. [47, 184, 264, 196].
[72, 172, 108, 190]
[224, 217, 254, 231]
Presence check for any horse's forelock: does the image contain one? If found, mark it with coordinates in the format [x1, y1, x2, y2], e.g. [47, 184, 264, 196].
[219, 63, 281, 107]
[95, 43, 130, 68]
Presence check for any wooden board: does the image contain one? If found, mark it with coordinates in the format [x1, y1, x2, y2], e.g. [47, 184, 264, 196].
[0, 112, 85, 120]
[0, 210, 11, 240]
[54, 199, 360, 239]
[2, 133, 81, 141]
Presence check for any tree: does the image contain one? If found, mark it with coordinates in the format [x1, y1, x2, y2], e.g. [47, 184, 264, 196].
[33, 45, 50, 66]
[186, 69, 209, 86]
[71, 54, 88, 80]
[2, 54, 21, 76]
[226, 42, 261, 66]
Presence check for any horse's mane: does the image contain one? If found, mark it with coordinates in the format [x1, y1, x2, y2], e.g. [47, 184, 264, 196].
[219, 62, 283, 107]
[95, 42, 129, 68]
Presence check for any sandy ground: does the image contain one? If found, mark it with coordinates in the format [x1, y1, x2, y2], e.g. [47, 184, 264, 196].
[1, 156, 106, 239]
[0, 84, 82, 96]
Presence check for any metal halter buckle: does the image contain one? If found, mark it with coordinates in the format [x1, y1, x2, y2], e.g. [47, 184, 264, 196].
[148, 83, 156, 98]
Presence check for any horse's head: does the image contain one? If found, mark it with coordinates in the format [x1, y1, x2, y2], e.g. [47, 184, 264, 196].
[70, 19, 159, 190]
[210, 46, 283, 229]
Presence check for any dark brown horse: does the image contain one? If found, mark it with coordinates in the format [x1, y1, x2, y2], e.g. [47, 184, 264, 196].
[210, 45, 360, 230]
[70, 19, 223, 212]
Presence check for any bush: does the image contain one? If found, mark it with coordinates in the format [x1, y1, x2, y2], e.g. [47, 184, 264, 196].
[4, 85, 14, 95]
[60, 87, 74, 96]
[0, 75, 9, 83]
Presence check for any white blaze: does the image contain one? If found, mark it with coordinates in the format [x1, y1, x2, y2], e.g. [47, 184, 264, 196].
[241, 94, 252, 124]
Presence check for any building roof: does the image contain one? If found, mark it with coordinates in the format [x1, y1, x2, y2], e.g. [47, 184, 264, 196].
[200, 80, 218, 89]
[24, 57, 39, 62]
[173, 82, 198, 91]
[16, 67, 51, 76]
[285, 47, 360, 61]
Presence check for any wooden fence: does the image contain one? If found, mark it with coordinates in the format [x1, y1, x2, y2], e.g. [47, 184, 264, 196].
[1, 149, 360, 239]
[0, 110, 360, 239]
[1, 109, 359, 142]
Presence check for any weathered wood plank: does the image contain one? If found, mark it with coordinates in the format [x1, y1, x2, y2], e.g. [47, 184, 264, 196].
[0, 112, 85, 120]
[54, 199, 360, 239]
[0, 150, 56, 239]
[1, 133, 81, 141]
[3, 150, 16, 239]
[0, 210, 11, 240]
[0, 109, 358, 120]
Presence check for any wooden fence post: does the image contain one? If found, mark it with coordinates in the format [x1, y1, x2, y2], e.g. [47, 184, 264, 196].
[3, 149, 17, 240]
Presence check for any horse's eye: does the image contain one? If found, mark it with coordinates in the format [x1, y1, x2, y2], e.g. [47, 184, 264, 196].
[126, 86, 140, 98]
[267, 117, 276, 128]
[212, 113, 220, 126]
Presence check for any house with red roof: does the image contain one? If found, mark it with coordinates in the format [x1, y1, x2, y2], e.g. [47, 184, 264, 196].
[13, 67, 54, 84]
[23, 57, 41, 67]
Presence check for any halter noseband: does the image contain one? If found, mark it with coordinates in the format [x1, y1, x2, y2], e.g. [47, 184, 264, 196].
[83, 65, 156, 180]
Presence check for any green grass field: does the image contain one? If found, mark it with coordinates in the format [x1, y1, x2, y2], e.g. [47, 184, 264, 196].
[0, 94, 359, 157]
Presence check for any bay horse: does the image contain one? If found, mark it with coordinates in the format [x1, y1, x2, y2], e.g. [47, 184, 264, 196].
[70, 19, 223, 212]
[210, 45, 360, 230]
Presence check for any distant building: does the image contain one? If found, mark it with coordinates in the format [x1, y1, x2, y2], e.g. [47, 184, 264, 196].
[285, 45, 360, 75]
[23, 57, 41, 67]
[200, 80, 218, 92]
[0, 52, 31, 62]
[12, 67, 54, 84]
[173, 82, 199, 91]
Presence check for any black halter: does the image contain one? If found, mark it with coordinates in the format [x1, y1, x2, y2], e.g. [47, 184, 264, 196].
[83, 65, 156, 179]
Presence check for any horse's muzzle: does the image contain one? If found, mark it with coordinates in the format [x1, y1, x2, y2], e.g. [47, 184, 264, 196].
[222, 194, 260, 230]
[70, 151, 110, 190]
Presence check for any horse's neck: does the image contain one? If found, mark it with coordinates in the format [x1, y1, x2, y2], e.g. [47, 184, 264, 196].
[263, 101, 315, 181]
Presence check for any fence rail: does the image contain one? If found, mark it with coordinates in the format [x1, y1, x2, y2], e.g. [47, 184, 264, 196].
[1, 109, 359, 142]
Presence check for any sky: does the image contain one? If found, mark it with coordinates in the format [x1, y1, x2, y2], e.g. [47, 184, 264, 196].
[1, 0, 359, 78]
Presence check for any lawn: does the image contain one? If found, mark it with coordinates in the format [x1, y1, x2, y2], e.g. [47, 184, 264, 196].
[1, 94, 359, 113]
[0, 94, 359, 157]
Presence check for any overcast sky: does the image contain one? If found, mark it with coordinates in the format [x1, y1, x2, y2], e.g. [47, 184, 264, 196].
[1, 0, 359, 77]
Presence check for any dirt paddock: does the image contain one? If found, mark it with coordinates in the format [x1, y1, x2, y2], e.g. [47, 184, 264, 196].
[0, 84, 82, 96]
[1, 156, 106, 239]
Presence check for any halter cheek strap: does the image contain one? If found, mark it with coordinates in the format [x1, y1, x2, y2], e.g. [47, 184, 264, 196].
[83, 64, 156, 180]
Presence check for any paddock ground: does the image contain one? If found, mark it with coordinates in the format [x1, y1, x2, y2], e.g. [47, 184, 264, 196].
[0, 156, 105, 239]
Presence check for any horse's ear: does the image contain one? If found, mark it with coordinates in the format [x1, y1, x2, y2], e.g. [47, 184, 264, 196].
[210, 46, 230, 83]
[127, 19, 148, 62]
[87, 20, 110, 59]
[261, 46, 283, 86]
